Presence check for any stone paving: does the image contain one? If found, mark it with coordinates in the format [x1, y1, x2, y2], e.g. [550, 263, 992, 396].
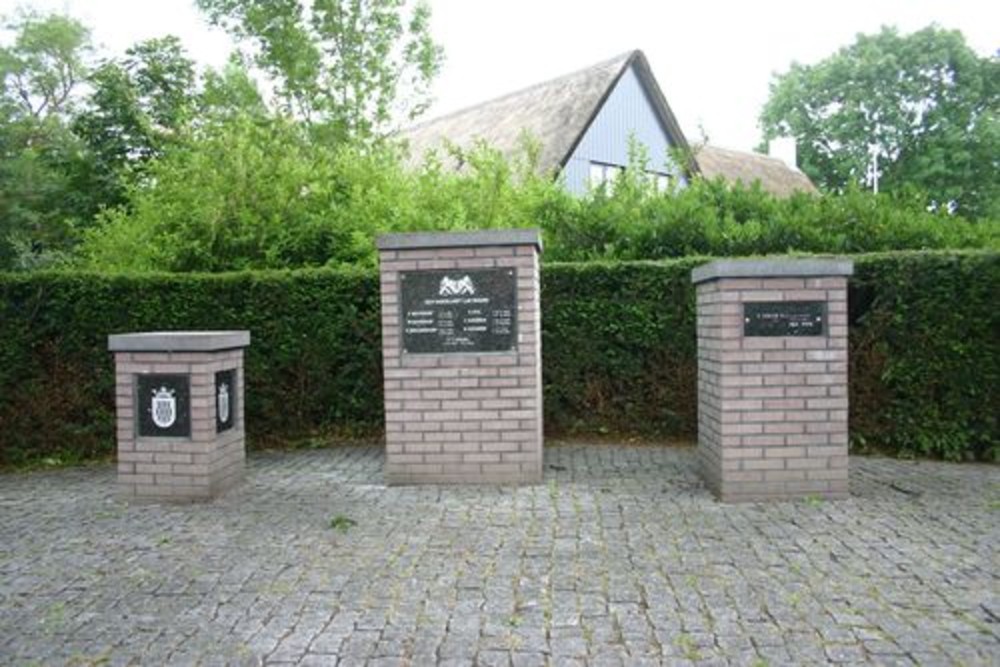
[0, 443, 997, 666]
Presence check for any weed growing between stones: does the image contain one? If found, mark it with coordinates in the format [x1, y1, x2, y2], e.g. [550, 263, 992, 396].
[329, 515, 357, 533]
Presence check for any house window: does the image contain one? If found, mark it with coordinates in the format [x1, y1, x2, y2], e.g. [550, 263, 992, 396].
[590, 163, 672, 192]
[589, 162, 623, 188]
[649, 171, 671, 192]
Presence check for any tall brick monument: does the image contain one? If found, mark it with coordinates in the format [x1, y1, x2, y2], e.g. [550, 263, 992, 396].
[108, 331, 250, 501]
[377, 230, 543, 485]
[692, 259, 853, 502]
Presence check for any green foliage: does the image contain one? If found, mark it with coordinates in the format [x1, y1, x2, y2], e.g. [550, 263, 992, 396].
[0, 268, 384, 466]
[198, 55, 268, 120]
[542, 259, 702, 436]
[849, 252, 999, 459]
[0, 11, 95, 269]
[195, 0, 444, 140]
[760, 25, 1000, 219]
[543, 176, 997, 261]
[0, 10, 279, 272]
[79, 115, 346, 272]
[2, 252, 996, 466]
[72, 36, 197, 209]
[328, 515, 357, 532]
[0, 10, 91, 118]
[0, 115, 92, 269]
[78, 135, 998, 273]
[3, 12, 997, 278]
[76, 124, 566, 272]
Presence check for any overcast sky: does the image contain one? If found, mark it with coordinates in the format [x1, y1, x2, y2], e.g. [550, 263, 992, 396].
[3, 0, 997, 151]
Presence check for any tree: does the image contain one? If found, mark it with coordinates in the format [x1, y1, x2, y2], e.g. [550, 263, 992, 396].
[199, 55, 268, 120]
[760, 26, 1000, 218]
[76, 118, 562, 273]
[195, 0, 443, 141]
[0, 10, 90, 118]
[0, 11, 93, 268]
[73, 36, 197, 209]
[78, 114, 378, 272]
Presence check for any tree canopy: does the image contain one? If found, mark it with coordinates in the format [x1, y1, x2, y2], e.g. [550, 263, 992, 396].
[194, 0, 443, 141]
[0, 11, 93, 268]
[72, 36, 198, 211]
[0, 10, 997, 273]
[0, 10, 91, 118]
[760, 25, 1000, 219]
[0, 2, 442, 270]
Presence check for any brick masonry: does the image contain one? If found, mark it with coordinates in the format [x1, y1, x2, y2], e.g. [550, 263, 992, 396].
[693, 260, 853, 502]
[378, 231, 543, 484]
[109, 332, 249, 502]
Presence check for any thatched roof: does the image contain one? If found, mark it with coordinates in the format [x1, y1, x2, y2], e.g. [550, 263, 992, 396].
[694, 144, 817, 196]
[401, 51, 691, 174]
[401, 52, 627, 173]
[400, 50, 816, 197]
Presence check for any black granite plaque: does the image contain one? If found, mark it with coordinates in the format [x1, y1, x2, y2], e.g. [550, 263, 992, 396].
[137, 374, 190, 437]
[401, 268, 517, 353]
[216, 369, 236, 432]
[744, 301, 826, 336]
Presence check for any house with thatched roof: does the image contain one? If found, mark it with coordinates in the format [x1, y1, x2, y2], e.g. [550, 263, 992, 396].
[400, 50, 817, 197]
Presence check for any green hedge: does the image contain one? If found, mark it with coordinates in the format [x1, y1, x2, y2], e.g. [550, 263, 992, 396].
[848, 252, 998, 459]
[1, 251, 996, 466]
[541, 259, 701, 436]
[0, 269, 384, 465]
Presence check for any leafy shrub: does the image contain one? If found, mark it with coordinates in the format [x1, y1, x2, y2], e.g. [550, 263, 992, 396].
[1, 251, 996, 465]
[75, 119, 998, 273]
[76, 118, 568, 272]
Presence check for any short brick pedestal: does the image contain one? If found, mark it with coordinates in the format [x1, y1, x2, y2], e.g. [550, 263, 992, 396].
[377, 230, 543, 485]
[108, 331, 250, 501]
[692, 259, 853, 502]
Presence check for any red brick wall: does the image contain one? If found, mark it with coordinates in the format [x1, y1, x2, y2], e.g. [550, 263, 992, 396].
[696, 276, 849, 501]
[379, 244, 542, 484]
[114, 349, 245, 500]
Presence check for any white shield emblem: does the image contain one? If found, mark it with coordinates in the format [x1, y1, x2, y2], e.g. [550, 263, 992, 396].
[151, 386, 177, 429]
[218, 381, 230, 424]
[439, 275, 476, 296]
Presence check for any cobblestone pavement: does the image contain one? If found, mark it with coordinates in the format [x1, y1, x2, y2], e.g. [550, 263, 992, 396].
[1, 443, 997, 666]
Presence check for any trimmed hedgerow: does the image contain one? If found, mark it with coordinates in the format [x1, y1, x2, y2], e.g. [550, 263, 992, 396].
[0, 268, 384, 466]
[848, 251, 999, 460]
[1, 250, 996, 466]
[541, 259, 702, 438]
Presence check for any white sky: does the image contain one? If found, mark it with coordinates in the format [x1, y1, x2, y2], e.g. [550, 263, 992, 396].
[3, 0, 997, 151]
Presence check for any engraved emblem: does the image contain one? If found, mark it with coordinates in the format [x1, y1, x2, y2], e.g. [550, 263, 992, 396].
[150, 386, 177, 429]
[217, 380, 230, 424]
[439, 275, 475, 296]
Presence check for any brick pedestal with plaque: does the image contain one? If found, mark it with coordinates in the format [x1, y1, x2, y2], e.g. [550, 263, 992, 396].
[692, 259, 853, 502]
[108, 331, 250, 501]
[377, 230, 543, 485]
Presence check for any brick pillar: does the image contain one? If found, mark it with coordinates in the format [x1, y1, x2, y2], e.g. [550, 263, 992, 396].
[108, 331, 250, 502]
[377, 230, 543, 484]
[692, 259, 853, 502]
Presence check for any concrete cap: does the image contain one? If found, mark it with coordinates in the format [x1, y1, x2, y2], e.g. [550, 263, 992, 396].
[692, 258, 854, 284]
[376, 229, 542, 252]
[108, 330, 251, 352]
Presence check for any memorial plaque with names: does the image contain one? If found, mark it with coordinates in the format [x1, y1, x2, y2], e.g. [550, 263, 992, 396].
[744, 301, 826, 337]
[401, 268, 517, 353]
[137, 374, 191, 437]
[215, 369, 236, 432]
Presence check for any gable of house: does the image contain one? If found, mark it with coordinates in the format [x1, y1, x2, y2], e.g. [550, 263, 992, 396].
[400, 52, 629, 176]
[560, 54, 689, 193]
[400, 50, 816, 198]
